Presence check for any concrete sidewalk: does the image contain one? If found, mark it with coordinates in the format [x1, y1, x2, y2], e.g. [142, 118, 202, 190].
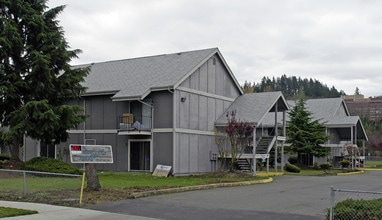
[0, 201, 161, 220]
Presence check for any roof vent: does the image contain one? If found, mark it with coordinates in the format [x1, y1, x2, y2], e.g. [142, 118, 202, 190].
[177, 53, 182, 55]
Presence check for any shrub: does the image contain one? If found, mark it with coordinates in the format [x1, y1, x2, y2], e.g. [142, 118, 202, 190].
[22, 157, 82, 175]
[319, 163, 332, 170]
[284, 163, 301, 173]
[288, 156, 298, 164]
[339, 160, 350, 168]
[313, 162, 320, 170]
[327, 198, 382, 219]
[0, 154, 11, 161]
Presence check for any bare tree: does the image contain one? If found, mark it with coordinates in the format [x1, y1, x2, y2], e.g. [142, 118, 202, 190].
[213, 129, 228, 170]
[225, 110, 253, 171]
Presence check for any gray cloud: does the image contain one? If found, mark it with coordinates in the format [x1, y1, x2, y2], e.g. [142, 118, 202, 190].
[48, 0, 382, 97]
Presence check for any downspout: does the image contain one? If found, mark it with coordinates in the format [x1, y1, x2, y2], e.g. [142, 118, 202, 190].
[281, 110, 286, 172]
[355, 124, 358, 168]
[274, 102, 278, 172]
[172, 89, 176, 175]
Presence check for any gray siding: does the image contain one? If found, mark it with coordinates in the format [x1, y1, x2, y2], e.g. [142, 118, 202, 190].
[180, 55, 241, 99]
[176, 91, 231, 131]
[152, 91, 173, 128]
[174, 55, 241, 174]
[83, 95, 129, 130]
[152, 133, 173, 167]
[55, 95, 132, 171]
[175, 133, 215, 174]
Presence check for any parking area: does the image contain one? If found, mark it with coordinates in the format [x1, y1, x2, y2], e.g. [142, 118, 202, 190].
[89, 170, 382, 220]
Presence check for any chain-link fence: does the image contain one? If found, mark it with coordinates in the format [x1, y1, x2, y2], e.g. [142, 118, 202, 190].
[328, 186, 382, 220]
[0, 169, 83, 206]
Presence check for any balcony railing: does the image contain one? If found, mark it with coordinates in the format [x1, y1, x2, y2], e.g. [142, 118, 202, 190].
[118, 114, 152, 131]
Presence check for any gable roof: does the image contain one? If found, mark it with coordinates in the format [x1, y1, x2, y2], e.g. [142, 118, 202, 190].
[261, 97, 367, 140]
[76, 48, 242, 100]
[215, 91, 289, 126]
[285, 98, 355, 125]
[304, 98, 350, 120]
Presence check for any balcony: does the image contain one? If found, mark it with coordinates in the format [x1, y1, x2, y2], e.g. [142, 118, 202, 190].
[118, 113, 152, 135]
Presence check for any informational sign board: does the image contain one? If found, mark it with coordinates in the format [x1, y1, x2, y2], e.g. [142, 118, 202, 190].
[69, 144, 113, 164]
[152, 164, 172, 177]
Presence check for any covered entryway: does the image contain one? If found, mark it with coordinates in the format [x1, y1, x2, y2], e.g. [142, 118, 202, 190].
[128, 140, 152, 171]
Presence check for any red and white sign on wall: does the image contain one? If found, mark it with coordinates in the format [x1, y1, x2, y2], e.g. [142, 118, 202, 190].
[69, 144, 113, 164]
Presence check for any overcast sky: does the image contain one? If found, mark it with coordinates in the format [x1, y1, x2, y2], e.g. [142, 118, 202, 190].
[48, 0, 382, 97]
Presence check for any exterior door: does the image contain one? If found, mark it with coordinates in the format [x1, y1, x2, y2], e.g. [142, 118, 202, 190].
[129, 140, 151, 171]
[40, 142, 56, 158]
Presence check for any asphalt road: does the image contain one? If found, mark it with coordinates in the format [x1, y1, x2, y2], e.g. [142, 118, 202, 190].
[89, 171, 382, 220]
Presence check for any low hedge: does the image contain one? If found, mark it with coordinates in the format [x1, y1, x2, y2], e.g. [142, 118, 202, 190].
[319, 163, 332, 170]
[327, 198, 382, 219]
[288, 156, 298, 164]
[284, 163, 301, 173]
[339, 160, 350, 168]
[22, 157, 82, 175]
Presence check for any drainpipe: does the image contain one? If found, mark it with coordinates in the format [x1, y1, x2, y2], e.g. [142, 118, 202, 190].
[171, 89, 176, 175]
[281, 110, 286, 172]
[274, 101, 278, 172]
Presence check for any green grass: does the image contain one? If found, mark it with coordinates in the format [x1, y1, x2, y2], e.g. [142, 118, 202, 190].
[0, 171, 265, 191]
[0, 176, 82, 190]
[365, 160, 382, 168]
[98, 171, 264, 188]
[0, 207, 38, 218]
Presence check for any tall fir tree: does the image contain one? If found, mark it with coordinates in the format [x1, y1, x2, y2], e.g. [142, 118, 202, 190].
[286, 98, 330, 165]
[0, 0, 88, 160]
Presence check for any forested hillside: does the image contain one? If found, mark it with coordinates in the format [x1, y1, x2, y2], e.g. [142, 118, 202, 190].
[243, 75, 346, 99]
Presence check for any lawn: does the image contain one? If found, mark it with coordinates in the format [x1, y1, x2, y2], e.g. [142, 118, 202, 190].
[365, 160, 382, 168]
[98, 171, 264, 188]
[0, 171, 268, 207]
[0, 207, 38, 218]
[0, 167, 369, 207]
[0, 176, 82, 190]
[0, 171, 266, 191]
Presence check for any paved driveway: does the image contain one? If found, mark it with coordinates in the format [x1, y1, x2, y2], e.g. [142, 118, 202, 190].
[89, 170, 382, 220]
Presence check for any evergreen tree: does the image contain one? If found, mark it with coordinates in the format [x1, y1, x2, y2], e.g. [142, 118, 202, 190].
[286, 98, 330, 165]
[246, 75, 345, 99]
[0, 0, 88, 160]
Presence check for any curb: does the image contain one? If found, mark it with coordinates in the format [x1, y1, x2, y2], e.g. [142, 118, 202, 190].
[130, 177, 274, 199]
[337, 170, 364, 176]
[363, 168, 382, 171]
